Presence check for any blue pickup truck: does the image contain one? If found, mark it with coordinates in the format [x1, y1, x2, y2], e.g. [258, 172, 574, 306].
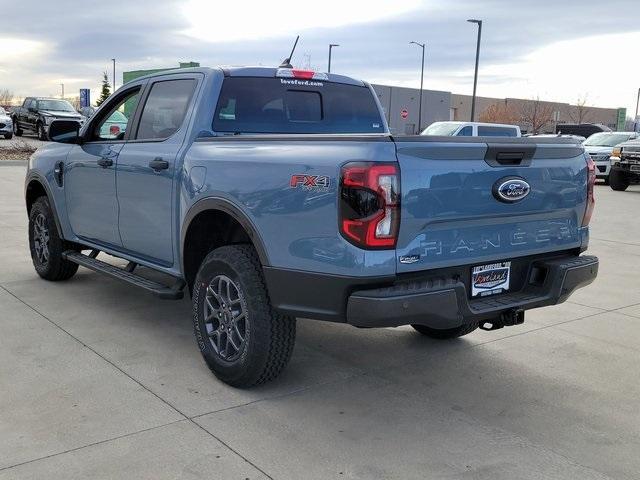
[25, 66, 598, 387]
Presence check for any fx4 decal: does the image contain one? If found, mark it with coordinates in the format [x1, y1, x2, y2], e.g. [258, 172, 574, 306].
[290, 174, 331, 189]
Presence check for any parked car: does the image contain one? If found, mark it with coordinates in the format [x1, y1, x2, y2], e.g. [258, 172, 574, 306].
[0, 107, 13, 139]
[582, 132, 640, 183]
[12, 97, 84, 140]
[421, 121, 521, 137]
[78, 106, 97, 119]
[25, 66, 598, 388]
[609, 139, 640, 191]
[529, 133, 586, 143]
[556, 123, 611, 138]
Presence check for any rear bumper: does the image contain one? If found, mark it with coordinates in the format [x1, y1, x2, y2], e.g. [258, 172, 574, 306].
[265, 253, 598, 329]
[347, 255, 598, 328]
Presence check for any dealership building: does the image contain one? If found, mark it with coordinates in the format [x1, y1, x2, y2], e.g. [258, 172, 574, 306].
[122, 62, 628, 135]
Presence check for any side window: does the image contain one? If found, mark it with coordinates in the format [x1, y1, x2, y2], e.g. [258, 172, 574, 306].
[457, 125, 473, 136]
[92, 88, 141, 141]
[136, 79, 196, 140]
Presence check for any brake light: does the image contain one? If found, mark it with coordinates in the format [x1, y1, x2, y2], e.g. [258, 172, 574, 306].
[339, 162, 400, 249]
[110, 125, 120, 136]
[276, 68, 329, 81]
[582, 155, 596, 226]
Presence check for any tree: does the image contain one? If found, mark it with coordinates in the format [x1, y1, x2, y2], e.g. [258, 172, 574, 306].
[567, 95, 592, 124]
[0, 89, 14, 105]
[96, 72, 111, 106]
[519, 97, 555, 134]
[479, 101, 520, 124]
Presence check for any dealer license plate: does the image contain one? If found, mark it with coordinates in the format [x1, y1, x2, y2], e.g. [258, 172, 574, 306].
[471, 262, 511, 297]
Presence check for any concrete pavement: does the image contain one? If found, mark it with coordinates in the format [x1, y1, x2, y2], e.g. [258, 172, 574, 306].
[1, 162, 639, 479]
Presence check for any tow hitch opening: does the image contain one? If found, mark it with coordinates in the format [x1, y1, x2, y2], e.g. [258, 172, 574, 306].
[479, 308, 525, 331]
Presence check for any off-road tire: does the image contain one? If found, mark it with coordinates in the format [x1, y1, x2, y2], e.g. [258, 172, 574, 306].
[37, 122, 47, 141]
[4, 133, 13, 140]
[609, 169, 629, 191]
[28, 197, 79, 281]
[192, 245, 296, 388]
[13, 121, 22, 137]
[411, 322, 478, 339]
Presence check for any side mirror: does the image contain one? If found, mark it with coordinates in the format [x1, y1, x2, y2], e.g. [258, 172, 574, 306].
[48, 120, 82, 144]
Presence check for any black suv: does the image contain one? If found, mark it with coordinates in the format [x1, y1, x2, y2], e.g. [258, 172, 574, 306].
[12, 97, 83, 140]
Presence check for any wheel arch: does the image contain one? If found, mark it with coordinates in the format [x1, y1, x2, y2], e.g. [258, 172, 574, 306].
[25, 175, 63, 237]
[181, 198, 270, 291]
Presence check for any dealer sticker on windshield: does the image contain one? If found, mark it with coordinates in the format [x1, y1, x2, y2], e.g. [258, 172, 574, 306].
[471, 261, 511, 297]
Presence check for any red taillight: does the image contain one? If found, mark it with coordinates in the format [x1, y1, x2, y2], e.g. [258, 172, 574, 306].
[582, 155, 596, 226]
[291, 69, 315, 79]
[110, 125, 120, 136]
[339, 162, 400, 249]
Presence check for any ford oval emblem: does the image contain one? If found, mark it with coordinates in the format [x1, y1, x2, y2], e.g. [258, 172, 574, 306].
[493, 177, 530, 203]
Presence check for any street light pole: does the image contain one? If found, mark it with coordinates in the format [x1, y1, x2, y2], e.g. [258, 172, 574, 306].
[111, 58, 116, 91]
[328, 44, 339, 73]
[410, 41, 425, 133]
[60, 83, 64, 98]
[467, 19, 482, 122]
[635, 87, 640, 131]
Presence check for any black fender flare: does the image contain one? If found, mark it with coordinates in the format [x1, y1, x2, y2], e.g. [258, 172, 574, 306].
[180, 197, 270, 270]
[25, 172, 64, 238]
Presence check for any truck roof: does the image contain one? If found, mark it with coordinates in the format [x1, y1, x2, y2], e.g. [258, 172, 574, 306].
[129, 66, 366, 87]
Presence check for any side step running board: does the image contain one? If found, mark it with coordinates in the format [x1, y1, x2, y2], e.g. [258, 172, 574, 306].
[62, 250, 185, 300]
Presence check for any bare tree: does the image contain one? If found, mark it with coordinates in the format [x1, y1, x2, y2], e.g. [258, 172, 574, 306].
[0, 88, 14, 105]
[519, 97, 555, 134]
[479, 101, 520, 124]
[567, 95, 592, 124]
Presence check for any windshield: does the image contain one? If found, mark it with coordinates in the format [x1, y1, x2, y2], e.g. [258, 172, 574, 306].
[583, 133, 632, 147]
[37, 100, 76, 112]
[213, 77, 384, 134]
[421, 122, 462, 136]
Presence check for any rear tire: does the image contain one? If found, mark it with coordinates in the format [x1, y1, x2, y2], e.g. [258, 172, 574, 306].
[609, 169, 629, 191]
[192, 245, 296, 388]
[28, 197, 79, 281]
[411, 322, 478, 339]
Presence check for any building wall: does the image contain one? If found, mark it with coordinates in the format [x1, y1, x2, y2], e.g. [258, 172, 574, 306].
[451, 93, 621, 134]
[122, 62, 200, 84]
[372, 84, 450, 135]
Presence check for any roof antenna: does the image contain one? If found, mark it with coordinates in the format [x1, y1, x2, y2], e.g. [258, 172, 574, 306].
[279, 35, 299, 68]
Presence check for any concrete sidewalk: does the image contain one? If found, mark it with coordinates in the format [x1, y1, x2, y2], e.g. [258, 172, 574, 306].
[1, 162, 639, 479]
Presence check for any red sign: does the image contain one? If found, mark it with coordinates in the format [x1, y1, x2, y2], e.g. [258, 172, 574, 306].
[400, 108, 408, 119]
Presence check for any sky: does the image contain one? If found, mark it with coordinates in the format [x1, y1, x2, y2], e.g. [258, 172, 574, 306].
[1, 0, 639, 116]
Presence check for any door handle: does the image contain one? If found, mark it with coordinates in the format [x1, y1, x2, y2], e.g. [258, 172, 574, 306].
[149, 158, 169, 171]
[97, 157, 113, 168]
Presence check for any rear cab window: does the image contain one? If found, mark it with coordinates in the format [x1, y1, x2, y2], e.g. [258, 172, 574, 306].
[213, 77, 384, 134]
[477, 126, 518, 137]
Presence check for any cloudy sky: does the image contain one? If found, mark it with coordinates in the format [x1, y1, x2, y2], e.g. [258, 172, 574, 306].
[1, 0, 639, 115]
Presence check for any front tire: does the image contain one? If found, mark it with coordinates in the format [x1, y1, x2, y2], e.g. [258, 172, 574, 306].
[411, 322, 478, 339]
[4, 133, 13, 140]
[28, 197, 78, 281]
[37, 122, 47, 141]
[609, 169, 629, 191]
[13, 120, 22, 137]
[192, 245, 296, 388]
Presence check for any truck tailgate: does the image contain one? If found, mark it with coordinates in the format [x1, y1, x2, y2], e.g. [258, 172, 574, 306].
[393, 137, 589, 273]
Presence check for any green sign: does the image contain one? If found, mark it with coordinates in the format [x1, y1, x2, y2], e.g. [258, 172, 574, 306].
[616, 108, 626, 131]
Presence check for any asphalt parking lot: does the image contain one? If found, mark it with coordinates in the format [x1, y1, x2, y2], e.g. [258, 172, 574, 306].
[1, 160, 639, 480]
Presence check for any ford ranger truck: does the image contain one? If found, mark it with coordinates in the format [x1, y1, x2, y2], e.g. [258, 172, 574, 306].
[24, 66, 598, 388]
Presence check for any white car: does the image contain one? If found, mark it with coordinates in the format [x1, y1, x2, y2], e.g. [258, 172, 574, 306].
[0, 107, 13, 139]
[583, 132, 640, 183]
[421, 121, 521, 137]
